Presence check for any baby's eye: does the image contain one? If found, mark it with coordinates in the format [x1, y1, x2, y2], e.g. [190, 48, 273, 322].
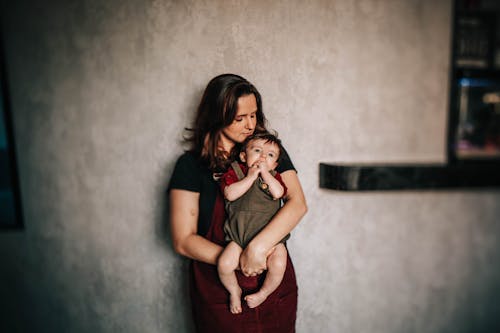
[253, 148, 262, 153]
[268, 153, 276, 159]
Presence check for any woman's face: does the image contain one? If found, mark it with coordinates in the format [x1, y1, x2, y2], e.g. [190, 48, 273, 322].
[220, 94, 257, 150]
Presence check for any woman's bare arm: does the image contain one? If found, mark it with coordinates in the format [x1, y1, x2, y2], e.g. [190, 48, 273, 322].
[170, 189, 223, 265]
[240, 170, 307, 276]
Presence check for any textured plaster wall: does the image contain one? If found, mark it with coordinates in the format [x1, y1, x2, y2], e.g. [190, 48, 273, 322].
[1, 0, 499, 332]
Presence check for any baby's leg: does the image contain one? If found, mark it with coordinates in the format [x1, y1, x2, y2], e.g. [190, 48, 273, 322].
[217, 241, 243, 314]
[245, 243, 287, 308]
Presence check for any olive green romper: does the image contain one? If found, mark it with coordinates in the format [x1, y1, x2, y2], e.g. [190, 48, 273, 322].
[224, 162, 290, 248]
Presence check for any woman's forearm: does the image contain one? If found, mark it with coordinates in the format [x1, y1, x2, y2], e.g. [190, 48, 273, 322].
[175, 234, 223, 265]
[248, 192, 307, 254]
[257, 170, 306, 246]
[170, 189, 223, 265]
[240, 170, 307, 275]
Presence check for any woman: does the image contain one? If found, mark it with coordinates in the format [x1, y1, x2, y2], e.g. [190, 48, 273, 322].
[169, 74, 307, 333]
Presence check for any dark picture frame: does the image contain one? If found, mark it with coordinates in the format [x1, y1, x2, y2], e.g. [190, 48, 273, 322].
[448, 0, 500, 163]
[0, 32, 24, 230]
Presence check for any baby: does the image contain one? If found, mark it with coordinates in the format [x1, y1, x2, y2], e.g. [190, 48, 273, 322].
[218, 132, 289, 314]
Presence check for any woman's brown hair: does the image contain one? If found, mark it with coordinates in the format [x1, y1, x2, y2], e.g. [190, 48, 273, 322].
[185, 74, 267, 171]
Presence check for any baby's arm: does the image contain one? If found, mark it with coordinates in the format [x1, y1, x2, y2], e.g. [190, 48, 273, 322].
[224, 166, 260, 201]
[259, 166, 285, 199]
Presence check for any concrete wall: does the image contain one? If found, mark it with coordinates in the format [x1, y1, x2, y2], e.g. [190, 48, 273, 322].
[1, 0, 499, 332]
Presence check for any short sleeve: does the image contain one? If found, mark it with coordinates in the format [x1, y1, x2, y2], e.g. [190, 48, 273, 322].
[220, 168, 238, 193]
[168, 152, 201, 192]
[274, 172, 288, 197]
[276, 146, 296, 174]
[167, 152, 219, 237]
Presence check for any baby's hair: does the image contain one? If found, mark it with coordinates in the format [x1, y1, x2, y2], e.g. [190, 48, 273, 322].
[241, 131, 283, 162]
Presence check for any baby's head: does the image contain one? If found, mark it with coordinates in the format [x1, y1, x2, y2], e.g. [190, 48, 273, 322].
[240, 132, 283, 171]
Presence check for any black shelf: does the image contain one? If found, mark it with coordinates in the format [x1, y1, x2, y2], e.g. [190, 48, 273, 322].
[319, 162, 500, 191]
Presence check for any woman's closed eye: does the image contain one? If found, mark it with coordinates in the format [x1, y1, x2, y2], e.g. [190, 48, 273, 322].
[234, 113, 256, 122]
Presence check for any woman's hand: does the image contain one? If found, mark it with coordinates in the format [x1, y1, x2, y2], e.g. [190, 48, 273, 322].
[239, 243, 267, 277]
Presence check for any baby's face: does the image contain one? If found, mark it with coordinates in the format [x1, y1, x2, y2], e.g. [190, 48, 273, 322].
[241, 139, 280, 171]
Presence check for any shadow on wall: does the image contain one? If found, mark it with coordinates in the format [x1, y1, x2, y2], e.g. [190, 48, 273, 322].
[153, 87, 206, 332]
[155, 165, 196, 332]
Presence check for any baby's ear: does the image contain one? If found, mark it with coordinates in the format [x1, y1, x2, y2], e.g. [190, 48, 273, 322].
[239, 151, 246, 162]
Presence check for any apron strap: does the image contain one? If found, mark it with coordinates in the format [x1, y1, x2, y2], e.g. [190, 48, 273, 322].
[230, 161, 245, 180]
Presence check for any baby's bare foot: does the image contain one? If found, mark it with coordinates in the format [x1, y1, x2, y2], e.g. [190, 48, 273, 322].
[229, 293, 242, 314]
[245, 292, 268, 308]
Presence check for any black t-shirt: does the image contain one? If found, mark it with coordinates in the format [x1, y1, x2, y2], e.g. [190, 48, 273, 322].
[168, 149, 295, 236]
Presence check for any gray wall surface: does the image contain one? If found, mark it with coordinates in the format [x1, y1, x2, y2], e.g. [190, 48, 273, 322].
[1, 0, 499, 332]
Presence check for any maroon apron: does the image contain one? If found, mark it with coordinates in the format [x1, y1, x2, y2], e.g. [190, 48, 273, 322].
[190, 192, 298, 333]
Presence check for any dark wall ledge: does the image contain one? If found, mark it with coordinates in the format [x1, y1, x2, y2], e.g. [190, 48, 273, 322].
[319, 162, 500, 191]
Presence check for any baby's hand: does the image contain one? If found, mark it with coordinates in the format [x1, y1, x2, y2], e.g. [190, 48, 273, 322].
[247, 164, 260, 179]
[257, 162, 271, 175]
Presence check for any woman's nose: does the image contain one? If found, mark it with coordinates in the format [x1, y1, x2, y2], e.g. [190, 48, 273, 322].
[245, 116, 255, 129]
